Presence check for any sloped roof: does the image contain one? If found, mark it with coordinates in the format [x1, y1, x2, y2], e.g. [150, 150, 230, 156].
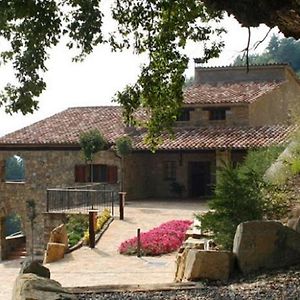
[0, 106, 293, 151]
[183, 81, 283, 105]
[134, 125, 293, 150]
[0, 106, 131, 145]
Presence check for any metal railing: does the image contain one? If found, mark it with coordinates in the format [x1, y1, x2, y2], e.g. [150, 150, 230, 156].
[46, 186, 117, 214]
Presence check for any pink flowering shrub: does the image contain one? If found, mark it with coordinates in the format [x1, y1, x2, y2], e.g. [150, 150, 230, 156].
[119, 220, 192, 256]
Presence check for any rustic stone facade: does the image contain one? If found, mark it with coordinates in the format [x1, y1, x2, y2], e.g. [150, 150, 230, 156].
[179, 65, 300, 129]
[0, 149, 120, 260]
[1, 64, 299, 261]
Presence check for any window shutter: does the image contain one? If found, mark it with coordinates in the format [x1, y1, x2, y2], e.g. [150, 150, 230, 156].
[107, 165, 118, 184]
[0, 160, 5, 182]
[75, 165, 87, 183]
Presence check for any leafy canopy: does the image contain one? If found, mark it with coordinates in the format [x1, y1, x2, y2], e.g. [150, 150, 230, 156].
[79, 129, 106, 162]
[233, 35, 300, 76]
[0, 0, 224, 147]
[199, 146, 287, 250]
[116, 136, 132, 157]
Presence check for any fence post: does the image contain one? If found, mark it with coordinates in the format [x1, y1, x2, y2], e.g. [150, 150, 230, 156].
[119, 192, 126, 220]
[88, 210, 97, 248]
[137, 228, 141, 258]
[111, 191, 114, 217]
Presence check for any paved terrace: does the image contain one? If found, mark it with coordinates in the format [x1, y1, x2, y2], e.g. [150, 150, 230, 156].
[0, 199, 208, 299]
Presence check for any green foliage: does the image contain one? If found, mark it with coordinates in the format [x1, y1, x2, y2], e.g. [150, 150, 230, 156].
[290, 158, 300, 175]
[115, 136, 132, 157]
[0, 1, 225, 149]
[79, 129, 106, 162]
[233, 34, 300, 74]
[112, 1, 225, 149]
[199, 147, 288, 250]
[66, 214, 89, 247]
[200, 165, 264, 250]
[184, 76, 195, 88]
[5, 155, 25, 181]
[240, 146, 284, 178]
[0, 1, 103, 114]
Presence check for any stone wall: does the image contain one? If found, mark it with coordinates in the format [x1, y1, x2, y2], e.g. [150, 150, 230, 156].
[125, 151, 217, 199]
[0, 149, 120, 259]
[175, 105, 249, 127]
[249, 79, 300, 126]
[194, 65, 287, 85]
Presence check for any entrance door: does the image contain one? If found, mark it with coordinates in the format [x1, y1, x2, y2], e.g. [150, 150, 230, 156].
[188, 162, 211, 197]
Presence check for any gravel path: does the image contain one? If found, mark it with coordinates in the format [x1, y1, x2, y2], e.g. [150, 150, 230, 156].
[77, 267, 300, 299]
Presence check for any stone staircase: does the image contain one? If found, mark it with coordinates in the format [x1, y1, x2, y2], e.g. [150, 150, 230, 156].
[7, 242, 27, 260]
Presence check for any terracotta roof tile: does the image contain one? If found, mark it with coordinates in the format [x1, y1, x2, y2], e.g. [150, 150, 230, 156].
[183, 81, 283, 105]
[0, 107, 293, 151]
[133, 125, 293, 150]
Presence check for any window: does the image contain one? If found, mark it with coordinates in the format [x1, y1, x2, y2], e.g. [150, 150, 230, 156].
[164, 161, 176, 180]
[177, 108, 194, 121]
[209, 109, 226, 120]
[75, 164, 118, 183]
[4, 155, 25, 182]
[203, 107, 230, 121]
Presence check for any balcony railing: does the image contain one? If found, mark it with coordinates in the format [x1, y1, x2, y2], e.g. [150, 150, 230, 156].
[46, 184, 117, 214]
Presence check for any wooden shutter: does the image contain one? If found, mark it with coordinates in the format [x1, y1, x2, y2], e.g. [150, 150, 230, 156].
[0, 160, 5, 182]
[107, 165, 118, 184]
[75, 165, 87, 183]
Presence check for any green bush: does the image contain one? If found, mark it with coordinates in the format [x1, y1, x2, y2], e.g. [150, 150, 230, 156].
[290, 158, 300, 175]
[66, 214, 89, 247]
[199, 147, 288, 250]
[200, 165, 264, 250]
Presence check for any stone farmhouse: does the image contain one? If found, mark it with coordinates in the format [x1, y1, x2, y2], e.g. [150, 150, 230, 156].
[0, 63, 298, 259]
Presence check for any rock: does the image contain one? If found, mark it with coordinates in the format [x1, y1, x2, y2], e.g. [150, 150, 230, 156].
[49, 223, 68, 251]
[183, 249, 233, 282]
[43, 242, 65, 264]
[291, 206, 300, 218]
[175, 247, 190, 282]
[183, 237, 207, 249]
[20, 258, 50, 278]
[184, 229, 193, 240]
[287, 216, 300, 233]
[12, 273, 76, 300]
[233, 220, 300, 274]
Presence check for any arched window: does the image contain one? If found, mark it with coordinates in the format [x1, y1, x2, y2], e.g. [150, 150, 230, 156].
[5, 155, 25, 182]
[5, 213, 22, 237]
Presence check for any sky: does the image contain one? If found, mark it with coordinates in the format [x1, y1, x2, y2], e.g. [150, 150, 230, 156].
[0, 13, 276, 137]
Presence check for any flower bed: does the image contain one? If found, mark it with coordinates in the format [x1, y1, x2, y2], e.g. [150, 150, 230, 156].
[119, 220, 192, 256]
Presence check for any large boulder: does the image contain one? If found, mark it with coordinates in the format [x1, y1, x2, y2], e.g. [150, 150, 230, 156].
[20, 259, 50, 278]
[175, 247, 190, 282]
[233, 220, 300, 274]
[49, 224, 68, 251]
[12, 273, 76, 300]
[183, 249, 233, 282]
[43, 242, 66, 264]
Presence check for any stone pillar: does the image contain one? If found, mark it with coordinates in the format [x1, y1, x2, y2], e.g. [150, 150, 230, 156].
[215, 150, 232, 185]
[216, 150, 231, 170]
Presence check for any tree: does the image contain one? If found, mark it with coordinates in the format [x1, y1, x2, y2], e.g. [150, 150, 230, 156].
[199, 146, 288, 250]
[116, 136, 132, 191]
[0, 1, 300, 147]
[79, 129, 106, 182]
[233, 35, 300, 75]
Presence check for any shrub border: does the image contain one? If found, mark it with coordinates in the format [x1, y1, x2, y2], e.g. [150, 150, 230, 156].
[66, 216, 114, 253]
